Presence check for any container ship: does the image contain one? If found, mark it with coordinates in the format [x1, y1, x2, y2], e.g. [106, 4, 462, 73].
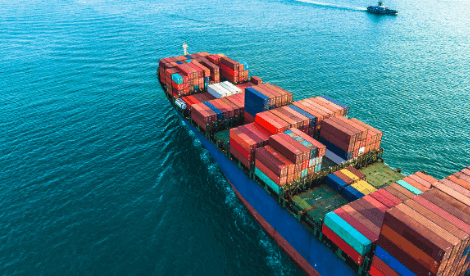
[157, 47, 470, 276]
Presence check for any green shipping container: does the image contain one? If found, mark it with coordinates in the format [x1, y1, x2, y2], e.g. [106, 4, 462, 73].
[324, 212, 372, 256]
[397, 180, 422, 195]
[255, 167, 281, 194]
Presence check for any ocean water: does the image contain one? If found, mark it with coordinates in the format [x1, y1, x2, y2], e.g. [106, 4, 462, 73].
[1, 0, 470, 275]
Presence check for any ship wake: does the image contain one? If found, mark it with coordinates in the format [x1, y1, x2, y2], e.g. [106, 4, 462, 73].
[295, 0, 367, 11]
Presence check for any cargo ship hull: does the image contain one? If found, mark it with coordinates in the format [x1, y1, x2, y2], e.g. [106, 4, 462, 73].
[176, 111, 357, 276]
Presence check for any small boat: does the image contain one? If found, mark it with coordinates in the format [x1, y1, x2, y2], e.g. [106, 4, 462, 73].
[367, 0, 398, 15]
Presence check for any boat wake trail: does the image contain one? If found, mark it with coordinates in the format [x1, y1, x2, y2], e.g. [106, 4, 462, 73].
[295, 0, 367, 11]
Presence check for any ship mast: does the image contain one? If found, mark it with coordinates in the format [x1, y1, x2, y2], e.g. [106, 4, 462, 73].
[183, 42, 188, 55]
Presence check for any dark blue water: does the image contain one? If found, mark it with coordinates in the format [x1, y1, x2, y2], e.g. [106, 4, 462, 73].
[1, 0, 469, 275]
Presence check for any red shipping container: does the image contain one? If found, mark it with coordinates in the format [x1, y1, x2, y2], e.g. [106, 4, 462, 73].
[265, 145, 295, 176]
[377, 230, 439, 276]
[320, 128, 354, 153]
[292, 101, 324, 122]
[258, 84, 282, 107]
[383, 208, 453, 263]
[377, 189, 402, 206]
[252, 122, 274, 138]
[270, 108, 299, 129]
[211, 99, 232, 119]
[384, 185, 411, 202]
[277, 133, 309, 161]
[255, 158, 287, 186]
[255, 112, 285, 134]
[371, 256, 400, 276]
[321, 224, 364, 265]
[230, 136, 253, 160]
[220, 98, 240, 117]
[415, 195, 470, 235]
[290, 128, 327, 157]
[269, 134, 303, 164]
[244, 110, 256, 124]
[230, 128, 257, 152]
[363, 195, 388, 214]
[238, 125, 264, 148]
[251, 76, 263, 85]
[349, 200, 383, 228]
[220, 56, 239, 70]
[369, 191, 396, 209]
[255, 147, 288, 178]
[207, 54, 220, 65]
[244, 123, 269, 146]
[253, 86, 277, 107]
[303, 98, 334, 118]
[220, 63, 239, 77]
[402, 176, 429, 192]
[415, 171, 439, 186]
[368, 265, 385, 276]
[335, 206, 379, 242]
[230, 146, 250, 169]
[349, 118, 383, 141]
[308, 97, 340, 117]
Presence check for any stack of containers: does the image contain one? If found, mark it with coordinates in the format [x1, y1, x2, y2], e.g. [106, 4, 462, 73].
[322, 190, 400, 266]
[284, 128, 326, 175]
[255, 132, 308, 192]
[244, 85, 294, 124]
[320, 117, 363, 160]
[349, 118, 383, 154]
[254, 130, 326, 194]
[190, 102, 217, 131]
[370, 169, 470, 276]
[220, 57, 249, 84]
[319, 116, 383, 161]
[196, 57, 220, 84]
[229, 122, 272, 169]
[323, 171, 439, 269]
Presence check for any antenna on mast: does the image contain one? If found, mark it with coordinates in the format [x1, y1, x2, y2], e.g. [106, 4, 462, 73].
[183, 42, 188, 55]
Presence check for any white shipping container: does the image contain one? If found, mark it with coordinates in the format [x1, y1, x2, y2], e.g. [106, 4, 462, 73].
[207, 84, 222, 98]
[213, 83, 231, 97]
[223, 81, 242, 94]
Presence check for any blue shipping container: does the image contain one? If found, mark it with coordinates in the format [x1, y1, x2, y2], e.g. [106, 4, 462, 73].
[204, 77, 210, 82]
[375, 246, 417, 276]
[194, 85, 199, 91]
[203, 102, 224, 120]
[326, 174, 347, 192]
[171, 73, 184, 84]
[245, 87, 270, 105]
[175, 61, 183, 65]
[341, 185, 364, 201]
[184, 55, 192, 59]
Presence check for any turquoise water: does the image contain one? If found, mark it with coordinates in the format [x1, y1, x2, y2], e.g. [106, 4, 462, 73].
[1, 0, 469, 275]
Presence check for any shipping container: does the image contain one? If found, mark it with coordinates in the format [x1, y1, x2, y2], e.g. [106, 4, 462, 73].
[324, 212, 372, 256]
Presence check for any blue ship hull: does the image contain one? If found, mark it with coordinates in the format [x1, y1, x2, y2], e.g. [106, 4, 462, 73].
[177, 112, 357, 276]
